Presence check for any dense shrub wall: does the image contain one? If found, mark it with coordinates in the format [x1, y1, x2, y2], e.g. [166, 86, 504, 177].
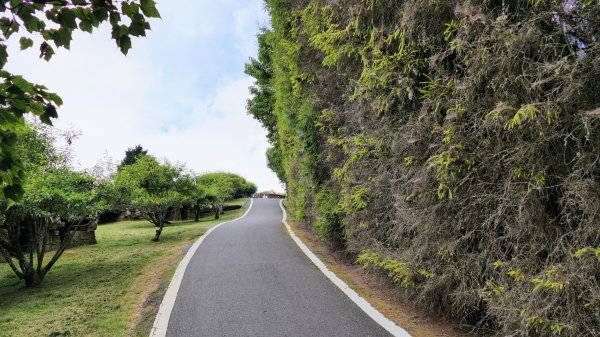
[253, 1, 600, 335]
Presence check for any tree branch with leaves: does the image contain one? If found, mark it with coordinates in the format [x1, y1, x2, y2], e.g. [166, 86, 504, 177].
[0, 0, 160, 203]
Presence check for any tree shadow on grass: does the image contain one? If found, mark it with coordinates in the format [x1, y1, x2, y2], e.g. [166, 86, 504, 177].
[0, 253, 151, 313]
[125, 217, 208, 230]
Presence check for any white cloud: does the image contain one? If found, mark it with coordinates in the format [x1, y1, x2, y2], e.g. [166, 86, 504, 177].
[4, 0, 282, 192]
[158, 2, 217, 40]
[139, 78, 280, 191]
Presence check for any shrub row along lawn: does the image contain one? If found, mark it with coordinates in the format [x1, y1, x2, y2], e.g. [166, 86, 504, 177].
[0, 201, 247, 337]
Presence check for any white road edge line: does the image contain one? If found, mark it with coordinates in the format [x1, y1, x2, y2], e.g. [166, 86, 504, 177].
[149, 198, 255, 337]
[279, 200, 412, 337]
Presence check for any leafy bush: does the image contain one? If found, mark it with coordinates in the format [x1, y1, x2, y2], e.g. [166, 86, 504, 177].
[251, 0, 600, 335]
[112, 155, 191, 241]
[196, 172, 256, 219]
[0, 124, 106, 287]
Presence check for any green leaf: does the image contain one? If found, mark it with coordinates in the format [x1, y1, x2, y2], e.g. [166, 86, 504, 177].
[3, 184, 24, 204]
[122, 2, 140, 17]
[129, 21, 146, 37]
[31, 2, 44, 10]
[58, 9, 78, 30]
[111, 24, 128, 39]
[49, 93, 63, 106]
[0, 44, 7, 68]
[110, 12, 121, 26]
[24, 16, 44, 32]
[46, 8, 60, 24]
[140, 0, 161, 18]
[40, 42, 55, 61]
[73, 7, 89, 21]
[79, 20, 93, 33]
[0, 17, 11, 31]
[52, 28, 73, 49]
[92, 7, 109, 24]
[40, 104, 58, 125]
[12, 76, 35, 94]
[29, 101, 45, 115]
[119, 35, 132, 55]
[19, 37, 34, 50]
[72, 0, 87, 5]
[15, 3, 35, 24]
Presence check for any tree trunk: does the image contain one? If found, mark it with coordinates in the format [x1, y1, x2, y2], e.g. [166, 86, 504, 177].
[194, 206, 200, 222]
[214, 207, 220, 219]
[23, 270, 43, 288]
[152, 224, 164, 242]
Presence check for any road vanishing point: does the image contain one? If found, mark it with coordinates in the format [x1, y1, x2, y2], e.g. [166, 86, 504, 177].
[162, 198, 396, 337]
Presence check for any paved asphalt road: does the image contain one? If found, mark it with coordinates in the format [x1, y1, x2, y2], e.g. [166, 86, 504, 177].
[166, 198, 392, 337]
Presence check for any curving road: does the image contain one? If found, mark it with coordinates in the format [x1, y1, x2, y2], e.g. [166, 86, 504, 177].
[166, 198, 392, 337]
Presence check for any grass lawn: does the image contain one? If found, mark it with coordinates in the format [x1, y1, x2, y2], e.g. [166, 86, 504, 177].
[227, 198, 249, 207]
[0, 199, 249, 337]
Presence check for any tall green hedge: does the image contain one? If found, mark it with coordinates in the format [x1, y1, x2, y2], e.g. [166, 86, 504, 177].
[249, 1, 600, 335]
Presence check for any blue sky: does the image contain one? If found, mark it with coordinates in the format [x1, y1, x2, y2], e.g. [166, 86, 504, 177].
[6, 0, 282, 191]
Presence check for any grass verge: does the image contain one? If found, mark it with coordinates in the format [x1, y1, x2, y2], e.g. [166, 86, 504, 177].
[0, 200, 248, 337]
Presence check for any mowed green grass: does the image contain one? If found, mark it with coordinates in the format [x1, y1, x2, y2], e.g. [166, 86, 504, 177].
[227, 198, 248, 207]
[0, 200, 248, 337]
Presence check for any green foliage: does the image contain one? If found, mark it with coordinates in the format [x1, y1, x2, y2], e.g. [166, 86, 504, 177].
[341, 185, 370, 214]
[256, 0, 600, 335]
[428, 148, 474, 200]
[575, 247, 600, 261]
[196, 172, 256, 199]
[245, 29, 277, 142]
[112, 155, 189, 241]
[357, 251, 429, 289]
[314, 185, 342, 240]
[403, 156, 417, 166]
[483, 260, 585, 337]
[20, 168, 104, 221]
[503, 104, 557, 130]
[0, 0, 160, 203]
[524, 316, 568, 336]
[0, 168, 104, 287]
[196, 172, 256, 219]
[301, 3, 357, 68]
[245, 29, 288, 185]
[0, 123, 104, 286]
[118, 144, 148, 169]
[266, 146, 285, 183]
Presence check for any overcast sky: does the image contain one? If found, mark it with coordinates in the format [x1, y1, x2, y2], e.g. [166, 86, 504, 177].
[6, 0, 282, 192]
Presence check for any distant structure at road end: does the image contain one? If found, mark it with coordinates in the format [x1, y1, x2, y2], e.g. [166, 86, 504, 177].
[253, 191, 286, 199]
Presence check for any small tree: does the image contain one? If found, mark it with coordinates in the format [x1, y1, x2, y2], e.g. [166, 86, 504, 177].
[196, 172, 256, 219]
[0, 168, 103, 287]
[132, 192, 186, 241]
[0, 122, 103, 287]
[196, 172, 246, 219]
[205, 181, 235, 220]
[118, 145, 148, 169]
[171, 173, 198, 221]
[114, 156, 189, 241]
[241, 181, 258, 198]
[190, 183, 208, 222]
[245, 29, 286, 184]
